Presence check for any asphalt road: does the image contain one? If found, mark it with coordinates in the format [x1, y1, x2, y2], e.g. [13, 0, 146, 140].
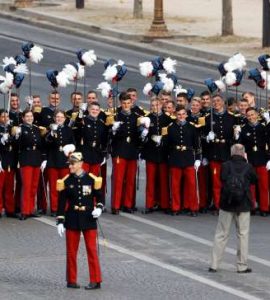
[1, 17, 270, 300]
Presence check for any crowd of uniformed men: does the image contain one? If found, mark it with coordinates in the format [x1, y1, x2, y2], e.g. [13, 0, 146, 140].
[0, 87, 270, 220]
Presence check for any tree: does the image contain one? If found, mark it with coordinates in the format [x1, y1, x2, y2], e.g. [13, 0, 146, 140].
[14, 0, 33, 8]
[222, 0, 233, 36]
[133, 0, 143, 19]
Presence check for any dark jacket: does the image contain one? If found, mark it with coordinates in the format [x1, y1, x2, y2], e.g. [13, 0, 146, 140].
[220, 155, 257, 212]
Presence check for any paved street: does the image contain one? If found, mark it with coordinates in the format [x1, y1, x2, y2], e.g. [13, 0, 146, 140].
[1, 17, 270, 300]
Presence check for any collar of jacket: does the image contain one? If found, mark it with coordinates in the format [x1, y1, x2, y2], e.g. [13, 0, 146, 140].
[86, 115, 98, 122]
[248, 121, 259, 127]
[74, 171, 86, 178]
[231, 155, 247, 162]
[176, 120, 187, 126]
[214, 110, 225, 116]
[121, 110, 131, 116]
[23, 123, 32, 128]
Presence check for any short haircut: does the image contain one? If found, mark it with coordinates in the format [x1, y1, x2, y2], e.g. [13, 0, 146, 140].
[213, 94, 224, 101]
[11, 93, 18, 98]
[87, 90, 97, 96]
[231, 143, 246, 156]
[166, 100, 176, 107]
[89, 101, 100, 108]
[160, 90, 172, 96]
[22, 108, 33, 117]
[54, 109, 66, 118]
[0, 109, 8, 116]
[200, 90, 210, 97]
[119, 92, 131, 102]
[239, 98, 249, 103]
[246, 107, 257, 114]
[176, 105, 186, 112]
[176, 93, 188, 99]
[227, 97, 237, 106]
[32, 95, 40, 99]
[127, 88, 137, 93]
[71, 91, 83, 98]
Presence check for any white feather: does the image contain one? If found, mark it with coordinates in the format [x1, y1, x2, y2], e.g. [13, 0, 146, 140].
[139, 61, 153, 77]
[230, 53, 246, 70]
[266, 58, 270, 71]
[82, 50, 97, 67]
[103, 64, 118, 81]
[77, 63, 85, 79]
[56, 71, 70, 87]
[117, 60, 124, 66]
[261, 70, 266, 81]
[97, 81, 112, 98]
[174, 84, 184, 97]
[0, 72, 14, 93]
[2, 57, 16, 69]
[224, 62, 235, 72]
[30, 45, 44, 63]
[162, 78, 174, 92]
[63, 64, 78, 81]
[214, 80, 226, 92]
[143, 82, 153, 96]
[225, 71, 237, 86]
[163, 57, 177, 74]
[14, 64, 29, 74]
[63, 144, 75, 157]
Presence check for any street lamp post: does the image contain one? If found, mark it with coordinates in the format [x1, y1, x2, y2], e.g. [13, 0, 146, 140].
[146, 0, 172, 39]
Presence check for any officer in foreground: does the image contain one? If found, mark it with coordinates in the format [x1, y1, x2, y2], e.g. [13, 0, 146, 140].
[209, 144, 257, 273]
[56, 152, 104, 289]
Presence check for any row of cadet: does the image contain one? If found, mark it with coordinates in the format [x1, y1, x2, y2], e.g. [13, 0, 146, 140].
[0, 87, 270, 220]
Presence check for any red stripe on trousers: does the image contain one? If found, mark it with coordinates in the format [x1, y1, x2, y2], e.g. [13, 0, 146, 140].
[0, 169, 15, 213]
[111, 158, 137, 209]
[198, 165, 209, 208]
[145, 161, 170, 209]
[66, 229, 102, 284]
[209, 161, 222, 209]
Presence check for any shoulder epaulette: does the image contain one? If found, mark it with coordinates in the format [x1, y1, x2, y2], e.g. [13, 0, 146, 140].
[161, 126, 168, 136]
[198, 116, 205, 126]
[56, 174, 70, 192]
[100, 108, 105, 112]
[170, 115, 176, 120]
[89, 173, 103, 190]
[105, 115, 114, 126]
[38, 126, 47, 136]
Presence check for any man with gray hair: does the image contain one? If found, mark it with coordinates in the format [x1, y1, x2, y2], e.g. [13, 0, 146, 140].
[209, 144, 257, 273]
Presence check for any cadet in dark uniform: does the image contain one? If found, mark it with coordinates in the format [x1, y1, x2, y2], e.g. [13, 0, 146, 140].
[239, 107, 269, 216]
[200, 90, 212, 116]
[141, 97, 172, 213]
[9, 93, 22, 126]
[80, 102, 108, 176]
[56, 152, 104, 290]
[45, 110, 75, 216]
[15, 109, 47, 220]
[168, 106, 201, 216]
[0, 110, 17, 217]
[204, 95, 235, 211]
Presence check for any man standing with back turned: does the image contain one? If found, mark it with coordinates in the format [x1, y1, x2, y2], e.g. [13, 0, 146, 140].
[209, 144, 257, 273]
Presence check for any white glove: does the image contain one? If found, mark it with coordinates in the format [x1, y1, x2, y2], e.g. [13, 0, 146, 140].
[139, 117, 151, 128]
[40, 160, 47, 172]
[234, 125, 241, 140]
[112, 121, 121, 134]
[263, 112, 270, 124]
[79, 103, 88, 118]
[141, 128, 149, 140]
[202, 158, 209, 166]
[194, 160, 201, 171]
[1, 133, 9, 145]
[50, 123, 58, 136]
[266, 160, 270, 171]
[0, 161, 4, 173]
[151, 135, 162, 146]
[15, 127, 21, 139]
[25, 96, 33, 107]
[57, 224, 65, 237]
[206, 131, 215, 142]
[92, 207, 102, 218]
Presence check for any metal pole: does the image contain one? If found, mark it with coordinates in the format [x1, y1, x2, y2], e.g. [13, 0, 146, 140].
[76, 0, 84, 9]
[263, 0, 270, 47]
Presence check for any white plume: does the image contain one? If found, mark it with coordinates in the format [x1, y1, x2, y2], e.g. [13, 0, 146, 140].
[229, 53, 246, 70]
[63, 64, 78, 81]
[63, 144, 76, 157]
[174, 84, 185, 97]
[224, 62, 235, 72]
[2, 57, 16, 69]
[77, 63, 85, 79]
[81, 50, 97, 67]
[117, 60, 125, 66]
[14, 64, 29, 74]
[103, 64, 117, 81]
[143, 82, 153, 96]
[56, 71, 70, 87]
[163, 57, 177, 74]
[261, 70, 266, 81]
[30, 45, 44, 63]
[215, 80, 226, 92]
[267, 58, 270, 71]
[0, 72, 14, 94]
[225, 71, 237, 86]
[97, 81, 112, 98]
[160, 74, 174, 92]
[262, 71, 270, 90]
[139, 61, 153, 77]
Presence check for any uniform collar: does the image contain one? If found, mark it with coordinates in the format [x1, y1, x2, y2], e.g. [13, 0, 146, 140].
[87, 115, 98, 121]
[249, 121, 259, 127]
[74, 171, 85, 178]
[153, 111, 162, 117]
[177, 120, 187, 126]
[121, 110, 131, 116]
[48, 105, 58, 111]
[23, 123, 32, 128]
[214, 110, 225, 116]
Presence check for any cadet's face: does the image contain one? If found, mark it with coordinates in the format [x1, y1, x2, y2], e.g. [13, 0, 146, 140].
[176, 97, 187, 107]
[165, 103, 175, 114]
[0, 113, 9, 124]
[151, 101, 161, 113]
[121, 99, 132, 112]
[176, 109, 187, 122]
[191, 101, 201, 114]
[87, 93, 97, 104]
[23, 112, 34, 125]
[72, 94, 82, 107]
[69, 161, 82, 173]
[33, 97, 42, 107]
[89, 105, 100, 118]
[238, 101, 249, 115]
[246, 110, 258, 124]
[127, 92, 137, 104]
[107, 97, 113, 108]
[213, 97, 224, 111]
[201, 95, 211, 108]
[10, 97, 19, 110]
[49, 93, 60, 107]
[243, 93, 256, 107]
[55, 112, 66, 125]
[161, 95, 170, 107]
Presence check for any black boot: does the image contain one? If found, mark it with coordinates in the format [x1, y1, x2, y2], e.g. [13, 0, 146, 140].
[85, 282, 101, 290]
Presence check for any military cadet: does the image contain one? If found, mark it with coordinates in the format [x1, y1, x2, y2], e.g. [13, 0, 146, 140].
[45, 110, 75, 217]
[32, 95, 43, 126]
[110, 92, 144, 214]
[80, 102, 108, 176]
[127, 87, 148, 116]
[160, 91, 172, 110]
[238, 107, 269, 216]
[236, 99, 249, 126]
[227, 97, 238, 114]
[242, 91, 256, 108]
[204, 94, 235, 212]
[0, 110, 17, 217]
[167, 106, 201, 216]
[15, 109, 47, 220]
[39, 91, 61, 128]
[56, 152, 104, 290]
[200, 90, 212, 116]
[141, 97, 172, 213]
[164, 100, 176, 117]
[176, 92, 189, 110]
[9, 93, 22, 126]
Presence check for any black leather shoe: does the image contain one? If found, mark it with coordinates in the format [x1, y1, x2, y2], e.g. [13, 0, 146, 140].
[111, 208, 119, 215]
[142, 208, 154, 214]
[5, 212, 17, 218]
[190, 211, 198, 217]
[50, 212, 57, 217]
[170, 211, 180, 216]
[260, 212, 268, 217]
[19, 214, 27, 221]
[237, 268, 252, 274]
[67, 283, 80, 288]
[30, 213, 41, 218]
[208, 268, 217, 273]
[122, 207, 134, 214]
[84, 282, 101, 290]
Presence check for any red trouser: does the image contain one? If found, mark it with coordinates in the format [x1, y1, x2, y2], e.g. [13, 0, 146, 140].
[37, 170, 48, 212]
[170, 166, 198, 212]
[101, 163, 107, 197]
[209, 161, 222, 209]
[198, 165, 209, 209]
[47, 168, 69, 213]
[15, 169, 21, 212]
[145, 161, 170, 209]
[111, 157, 137, 209]
[251, 166, 269, 211]
[83, 163, 100, 176]
[66, 229, 102, 284]
[20, 166, 40, 215]
[0, 169, 15, 214]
